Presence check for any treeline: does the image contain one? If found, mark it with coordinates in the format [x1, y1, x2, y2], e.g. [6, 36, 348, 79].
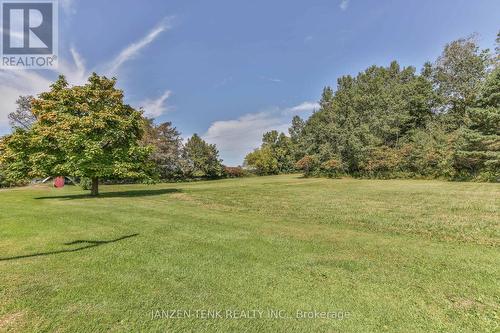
[0, 75, 237, 189]
[0, 114, 233, 188]
[141, 121, 228, 180]
[245, 34, 500, 182]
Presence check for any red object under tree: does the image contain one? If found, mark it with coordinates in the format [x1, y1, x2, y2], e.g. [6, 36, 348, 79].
[54, 177, 65, 188]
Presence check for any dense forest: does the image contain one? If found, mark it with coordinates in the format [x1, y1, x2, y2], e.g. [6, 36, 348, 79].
[244, 33, 500, 182]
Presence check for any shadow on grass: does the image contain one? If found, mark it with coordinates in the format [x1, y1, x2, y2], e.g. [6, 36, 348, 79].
[0, 234, 139, 262]
[35, 188, 181, 200]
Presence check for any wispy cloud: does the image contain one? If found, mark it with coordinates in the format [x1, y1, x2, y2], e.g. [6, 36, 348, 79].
[139, 90, 172, 118]
[57, 47, 88, 85]
[0, 71, 51, 131]
[203, 101, 318, 166]
[203, 111, 286, 166]
[0, 17, 173, 133]
[105, 17, 173, 76]
[340, 0, 350, 11]
[284, 101, 319, 114]
[260, 76, 282, 83]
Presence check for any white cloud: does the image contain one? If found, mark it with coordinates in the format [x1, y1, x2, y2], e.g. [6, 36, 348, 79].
[260, 76, 282, 83]
[56, 47, 88, 85]
[0, 47, 90, 132]
[0, 71, 52, 130]
[203, 112, 286, 166]
[105, 18, 172, 76]
[284, 101, 319, 114]
[139, 90, 172, 118]
[340, 0, 350, 11]
[203, 101, 318, 166]
[0, 17, 172, 133]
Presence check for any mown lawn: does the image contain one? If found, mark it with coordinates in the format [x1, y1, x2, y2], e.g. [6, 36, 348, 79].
[0, 175, 498, 332]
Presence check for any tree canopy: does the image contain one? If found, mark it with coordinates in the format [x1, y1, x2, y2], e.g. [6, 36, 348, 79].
[244, 33, 499, 182]
[183, 134, 224, 178]
[0, 74, 155, 195]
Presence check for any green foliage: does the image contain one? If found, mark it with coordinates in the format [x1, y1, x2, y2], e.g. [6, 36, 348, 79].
[77, 177, 92, 190]
[295, 155, 318, 176]
[0, 162, 9, 188]
[363, 146, 405, 177]
[402, 124, 456, 178]
[141, 119, 184, 180]
[183, 134, 224, 178]
[224, 166, 247, 178]
[244, 130, 295, 175]
[454, 67, 500, 181]
[0, 74, 156, 195]
[297, 61, 435, 175]
[262, 130, 295, 173]
[320, 158, 345, 178]
[253, 34, 498, 182]
[430, 35, 492, 128]
[244, 146, 279, 175]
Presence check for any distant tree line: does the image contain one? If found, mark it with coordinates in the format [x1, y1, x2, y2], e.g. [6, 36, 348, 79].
[0, 75, 231, 193]
[244, 33, 500, 182]
[141, 121, 225, 180]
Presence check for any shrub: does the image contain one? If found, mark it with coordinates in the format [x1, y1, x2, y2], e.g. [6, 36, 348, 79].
[363, 146, 404, 177]
[295, 155, 318, 176]
[224, 166, 246, 178]
[320, 159, 345, 178]
[0, 168, 9, 188]
[244, 146, 279, 175]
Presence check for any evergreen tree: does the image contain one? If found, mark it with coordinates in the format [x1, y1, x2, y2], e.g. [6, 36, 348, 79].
[454, 67, 500, 181]
[142, 120, 184, 180]
[183, 134, 224, 178]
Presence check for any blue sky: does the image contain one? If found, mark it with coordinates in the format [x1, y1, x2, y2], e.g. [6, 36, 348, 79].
[1, 0, 499, 165]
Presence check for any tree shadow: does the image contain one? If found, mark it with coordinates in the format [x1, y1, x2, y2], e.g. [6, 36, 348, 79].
[35, 188, 181, 200]
[0, 233, 139, 262]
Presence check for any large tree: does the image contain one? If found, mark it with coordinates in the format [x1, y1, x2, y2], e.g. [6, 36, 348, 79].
[183, 134, 223, 178]
[0, 73, 154, 195]
[244, 130, 295, 175]
[142, 119, 184, 180]
[296, 61, 435, 173]
[454, 66, 500, 180]
[244, 146, 278, 175]
[242, 33, 497, 181]
[430, 35, 491, 128]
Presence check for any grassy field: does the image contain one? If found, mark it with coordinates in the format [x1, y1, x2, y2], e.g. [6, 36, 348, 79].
[0, 175, 498, 332]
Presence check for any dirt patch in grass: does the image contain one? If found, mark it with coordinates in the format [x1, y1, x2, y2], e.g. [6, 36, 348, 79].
[171, 193, 195, 202]
[448, 297, 486, 310]
[0, 311, 25, 331]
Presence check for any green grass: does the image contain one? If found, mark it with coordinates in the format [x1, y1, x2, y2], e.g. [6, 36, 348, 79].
[0, 175, 499, 332]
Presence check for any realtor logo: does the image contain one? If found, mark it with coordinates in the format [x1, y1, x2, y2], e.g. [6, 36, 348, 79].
[1, 0, 58, 69]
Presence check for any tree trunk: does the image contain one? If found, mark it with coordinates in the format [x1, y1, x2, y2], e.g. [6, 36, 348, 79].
[90, 177, 99, 196]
